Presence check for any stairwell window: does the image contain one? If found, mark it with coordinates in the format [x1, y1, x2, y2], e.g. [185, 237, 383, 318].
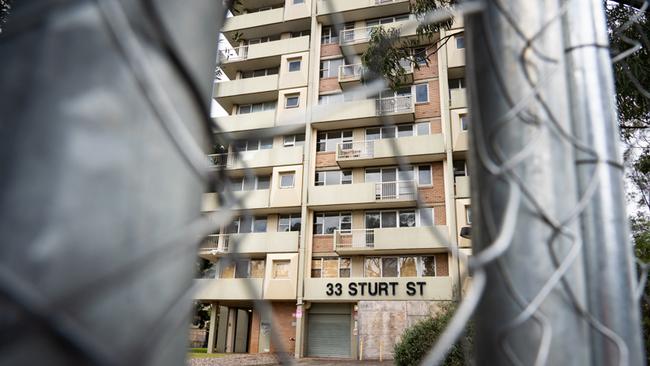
[280, 172, 295, 188]
[285, 94, 300, 108]
[288, 58, 302, 72]
[414, 83, 429, 103]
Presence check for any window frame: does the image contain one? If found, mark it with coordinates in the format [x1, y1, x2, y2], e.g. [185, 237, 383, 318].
[288, 58, 302, 72]
[364, 209, 419, 229]
[414, 83, 429, 104]
[319, 58, 344, 79]
[316, 130, 353, 152]
[460, 114, 469, 131]
[278, 213, 302, 232]
[315, 169, 353, 186]
[455, 34, 465, 49]
[313, 212, 352, 235]
[416, 122, 431, 136]
[272, 260, 291, 279]
[279, 171, 296, 189]
[283, 134, 305, 147]
[285, 94, 300, 108]
[311, 257, 351, 278]
[417, 165, 432, 186]
[465, 205, 472, 224]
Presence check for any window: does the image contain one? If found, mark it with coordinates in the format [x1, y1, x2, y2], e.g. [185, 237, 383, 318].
[292, 0, 304, 4]
[321, 26, 339, 44]
[418, 207, 434, 226]
[421, 256, 436, 276]
[316, 130, 353, 152]
[288, 58, 301, 72]
[365, 166, 414, 183]
[272, 260, 290, 279]
[311, 259, 322, 277]
[280, 172, 295, 188]
[320, 58, 344, 78]
[364, 256, 439, 277]
[398, 124, 413, 137]
[228, 175, 271, 191]
[283, 134, 305, 147]
[311, 257, 351, 278]
[366, 124, 416, 140]
[318, 93, 344, 105]
[221, 259, 251, 278]
[456, 34, 465, 49]
[237, 101, 275, 114]
[339, 258, 351, 277]
[250, 260, 266, 278]
[240, 67, 278, 79]
[366, 14, 410, 27]
[278, 214, 301, 232]
[417, 165, 432, 185]
[465, 205, 472, 224]
[460, 114, 469, 131]
[228, 216, 268, 234]
[232, 139, 273, 152]
[416, 122, 430, 135]
[315, 170, 352, 186]
[382, 258, 398, 277]
[414, 83, 429, 103]
[291, 30, 310, 38]
[365, 209, 418, 228]
[399, 257, 418, 277]
[449, 78, 466, 89]
[313, 212, 351, 234]
[413, 47, 428, 65]
[253, 216, 267, 232]
[285, 94, 300, 108]
[453, 160, 467, 177]
[235, 259, 250, 278]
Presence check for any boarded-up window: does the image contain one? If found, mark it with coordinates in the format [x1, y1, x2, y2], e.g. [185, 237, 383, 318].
[340, 258, 351, 277]
[421, 256, 436, 276]
[311, 259, 322, 278]
[399, 257, 417, 277]
[221, 261, 235, 278]
[323, 259, 339, 278]
[382, 257, 398, 277]
[250, 260, 265, 278]
[272, 260, 290, 279]
[365, 257, 381, 277]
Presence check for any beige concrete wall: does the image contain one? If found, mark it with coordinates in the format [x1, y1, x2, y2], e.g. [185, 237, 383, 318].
[222, 8, 284, 32]
[270, 164, 303, 207]
[279, 51, 310, 90]
[234, 36, 310, 62]
[447, 31, 466, 69]
[214, 74, 279, 98]
[450, 107, 468, 151]
[308, 183, 376, 206]
[264, 253, 299, 299]
[283, 0, 310, 21]
[303, 277, 453, 301]
[214, 110, 276, 133]
[455, 176, 470, 199]
[455, 198, 471, 248]
[230, 145, 303, 170]
[277, 87, 308, 126]
[372, 134, 445, 158]
[226, 231, 300, 254]
[449, 88, 467, 109]
[372, 226, 449, 250]
[195, 278, 264, 300]
[312, 99, 376, 123]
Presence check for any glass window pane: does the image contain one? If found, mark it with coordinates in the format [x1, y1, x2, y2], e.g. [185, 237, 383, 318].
[323, 259, 338, 277]
[279, 215, 290, 232]
[365, 169, 380, 183]
[324, 213, 339, 234]
[264, 101, 276, 110]
[419, 208, 434, 226]
[340, 214, 352, 231]
[286, 96, 299, 108]
[418, 165, 432, 185]
[272, 260, 290, 279]
[382, 257, 398, 277]
[253, 70, 266, 77]
[290, 216, 302, 231]
[221, 261, 235, 278]
[243, 176, 256, 191]
[365, 212, 380, 229]
[230, 177, 243, 191]
[325, 171, 341, 185]
[415, 84, 428, 103]
[267, 67, 279, 75]
[398, 167, 414, 181]
[260, 138, 273, 149]
[422, 256, 436, 276]
[382, 168, 397, 182]
[365, 258, 381, 277]
[341, 170, 352, 184]
[288, 59, 301, 72]
[381, 211, 397, 228]
[381, 126, 396, 139]
[257, 176, 270, 189]
[366, 128, 381, 141]
[397, 124, 413, 137]
[315, 171, 325, 186]
[311, 259, 321, 277]
[399, 210, 416, 227]
[238, 105, 252, 114]
[235, 260, 250, 278]
[456, 35, 465, 49]
[227, 218, 240, 234]
[253, 216, 267, 232]
[399, 257, 417, 277]
[280, 173, 295, 188]
[250, 260, 265, 278]
[240, 216, 253, 233]
[416, 122, 430, 135]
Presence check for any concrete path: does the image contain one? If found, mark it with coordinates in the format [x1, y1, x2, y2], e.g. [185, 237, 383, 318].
[187, 354, 393, 366]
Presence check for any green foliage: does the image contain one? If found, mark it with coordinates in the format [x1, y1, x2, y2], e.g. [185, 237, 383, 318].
[393, 303, 472, 366]
[192, 302, 211, 329]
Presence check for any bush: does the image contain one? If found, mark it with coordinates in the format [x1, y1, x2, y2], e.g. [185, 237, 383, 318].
[393, 303, 472, 366]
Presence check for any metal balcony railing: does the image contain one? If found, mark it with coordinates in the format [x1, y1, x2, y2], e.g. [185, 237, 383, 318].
[219, 46, 249, 62]
[338, 64, 364, 81]
[207, 153, 237, 168]
[376, 95, 413, 114]
[336, 140, 374, 160]
[334, 229, 375, 250]
[375, 180, 417, 200]
[199, 234, 230, 253]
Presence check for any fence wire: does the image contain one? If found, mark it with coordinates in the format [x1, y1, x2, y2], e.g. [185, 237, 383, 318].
[0, 0, 647, 364]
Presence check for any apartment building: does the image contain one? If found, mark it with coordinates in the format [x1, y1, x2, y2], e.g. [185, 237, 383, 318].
[195, 0, 470, 360]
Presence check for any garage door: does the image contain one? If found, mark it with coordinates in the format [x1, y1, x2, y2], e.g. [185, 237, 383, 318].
[307, 313, 351, 357]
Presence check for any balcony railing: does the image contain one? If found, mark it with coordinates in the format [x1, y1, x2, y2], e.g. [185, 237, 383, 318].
[219, 46, 249, 62]
[199, 234, 231, 253]
[336, 140, 374, 160]
[207, 153, 233, 168]
[334, 229, 375, 250]
[375, 180, 417, 200]
[376, 95, 413, 114]
[338, 64, 364, 81]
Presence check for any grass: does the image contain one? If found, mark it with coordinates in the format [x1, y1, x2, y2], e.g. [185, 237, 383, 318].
[187, 348, 226, 359]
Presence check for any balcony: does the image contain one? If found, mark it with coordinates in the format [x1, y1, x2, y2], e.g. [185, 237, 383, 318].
[221, 8, 310, 44]
[308, 181, 417, 209]
[455, 176, 470, 198]
[338, 61, 412, 89]
[335, 134, 445, 168]
[218, 36, 310, 79]
[194, 278, 264, 300]
[201, 190, 270, 212]
[317, 0, 411, 24]
[334, 226, 449, 254]
[450, 88, 467, 109]
[198, 231, 300, 258]
[303, 276, 453, 301]
[213, 74, 279, 111]
[207, 145, 303, 171]
[312, 96, 414, 129]
[339, 20, 417, 54]
[213, 110, 275, 135]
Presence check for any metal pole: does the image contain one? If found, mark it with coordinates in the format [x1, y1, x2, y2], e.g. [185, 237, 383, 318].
[562, 0, 646, 364]
[466, 0, 591, 364]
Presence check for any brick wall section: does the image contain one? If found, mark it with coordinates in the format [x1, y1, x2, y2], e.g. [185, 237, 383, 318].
[249, 310, 261, 353]
[430, 117, 442, 134]
[434, 205, 446, 225]
[315, 152, 337, 168]
[270, 302, 296, 355]
[415, 81, 441, 119]
[319, 77, 340, 93]
[320, 44, 341, 58]
[435, 253, 449, 276]
[418, 162, 445, 205]
[313, 235, 334, 253]
[413, 46, 439, 80]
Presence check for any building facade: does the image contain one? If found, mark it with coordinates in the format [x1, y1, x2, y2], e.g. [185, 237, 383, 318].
[195, 0, 470, 359]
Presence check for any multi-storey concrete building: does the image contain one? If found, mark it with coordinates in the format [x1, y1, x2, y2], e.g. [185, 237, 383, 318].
[195, 0, 470, 359]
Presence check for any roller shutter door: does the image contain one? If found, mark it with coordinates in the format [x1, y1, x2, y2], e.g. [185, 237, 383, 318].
[307, 313, 351, 357]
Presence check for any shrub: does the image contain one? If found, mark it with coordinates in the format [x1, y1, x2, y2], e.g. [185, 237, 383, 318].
[393, 303, 472, 366]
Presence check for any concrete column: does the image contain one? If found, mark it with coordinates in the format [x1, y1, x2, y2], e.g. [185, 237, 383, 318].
[207, 303, 219, 353]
